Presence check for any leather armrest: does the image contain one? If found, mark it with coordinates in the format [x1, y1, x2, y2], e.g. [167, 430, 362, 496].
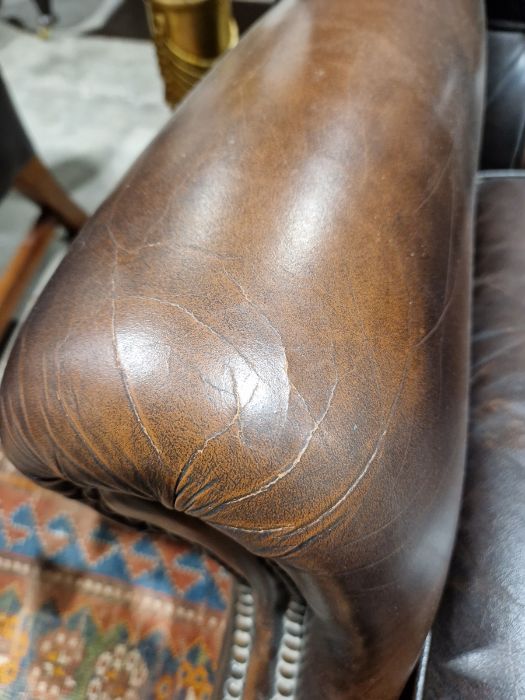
[0, 0, 485, 697]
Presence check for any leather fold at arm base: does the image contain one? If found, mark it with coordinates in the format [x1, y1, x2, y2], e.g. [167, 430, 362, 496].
[0, 0, 486, 697]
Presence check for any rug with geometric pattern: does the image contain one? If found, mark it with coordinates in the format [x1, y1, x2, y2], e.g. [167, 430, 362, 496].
[0, 446, 232, 699]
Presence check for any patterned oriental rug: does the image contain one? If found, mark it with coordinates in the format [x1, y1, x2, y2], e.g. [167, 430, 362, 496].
[0, 447, 232, 700]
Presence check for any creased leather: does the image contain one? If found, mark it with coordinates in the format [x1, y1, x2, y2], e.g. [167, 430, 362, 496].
[424, 175, 525, 699]
[0, 0, 485, 697]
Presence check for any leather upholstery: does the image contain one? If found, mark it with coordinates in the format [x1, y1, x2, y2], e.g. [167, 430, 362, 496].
[423, 174, 525, 699]
[0, 0, 486, 698]
[481, 31, 525, 169]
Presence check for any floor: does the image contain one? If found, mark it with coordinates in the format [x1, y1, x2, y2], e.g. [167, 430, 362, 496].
[0, 444, 232, 700]
[1, 0, 130, 35]
[0, 19, 170, 285]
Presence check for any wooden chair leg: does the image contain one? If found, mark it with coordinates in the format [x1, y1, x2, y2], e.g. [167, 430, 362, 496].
[13, 156, 87, 238]
[0, 213, 57, 343]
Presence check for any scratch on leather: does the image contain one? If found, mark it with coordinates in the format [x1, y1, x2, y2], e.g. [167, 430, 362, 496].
[52, 326, 147, 495]
[104, 180, 173, 252]
[131, 294, 267, 384]
[221, 353, 409, 538]
[287, 355, 410, 538]
[175, 372, 243, 499]
[222, 268, 301, 414]
[109, 246, 166, 470]
[221, 370, 339, 507]
[198, 372, 235, 398]
[223, 268, 290, 358]
[413, 147, 453, 214]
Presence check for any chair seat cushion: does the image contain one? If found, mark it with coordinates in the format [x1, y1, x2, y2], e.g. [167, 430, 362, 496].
[0, 445, 233, 699]
[424, 173, 525, 698]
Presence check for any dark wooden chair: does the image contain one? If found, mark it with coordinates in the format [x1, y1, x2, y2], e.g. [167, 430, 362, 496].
[0, 73, 86, 344]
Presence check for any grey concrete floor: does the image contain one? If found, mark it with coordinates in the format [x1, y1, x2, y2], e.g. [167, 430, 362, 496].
[0, 20, 170, 282]
[1, 0, 126, 34]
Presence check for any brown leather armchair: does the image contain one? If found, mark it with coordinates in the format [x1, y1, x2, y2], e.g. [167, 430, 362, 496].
[0, 0, 523, 698]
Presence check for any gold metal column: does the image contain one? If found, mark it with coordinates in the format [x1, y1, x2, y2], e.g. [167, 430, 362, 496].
[145, 0, 238, 107]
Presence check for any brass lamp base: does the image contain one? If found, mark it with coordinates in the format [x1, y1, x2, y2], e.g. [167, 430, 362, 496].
[145, 0, 238, 107]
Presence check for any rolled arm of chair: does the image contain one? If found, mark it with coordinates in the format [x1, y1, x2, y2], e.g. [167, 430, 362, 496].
[0, 0, 485, 697]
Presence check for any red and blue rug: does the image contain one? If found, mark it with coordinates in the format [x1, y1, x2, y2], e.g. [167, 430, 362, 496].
[0, 447, 232, 699]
